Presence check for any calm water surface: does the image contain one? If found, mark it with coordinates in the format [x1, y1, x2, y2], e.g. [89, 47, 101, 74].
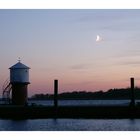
[28, 99, 132, 106]
[0, 119, 140, 131]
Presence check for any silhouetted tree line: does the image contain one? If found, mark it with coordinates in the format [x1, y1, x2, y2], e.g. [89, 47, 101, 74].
[30, 87, 140, 100]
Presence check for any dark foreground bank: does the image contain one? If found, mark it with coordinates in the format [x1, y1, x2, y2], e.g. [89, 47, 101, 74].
[0, 105, 140, 119]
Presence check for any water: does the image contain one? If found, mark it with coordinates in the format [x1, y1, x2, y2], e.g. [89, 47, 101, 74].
[1, 99, 136, 106]
[0, 100, 140, 131]
[0, 119, 140, 131]
[28, 99, 131, 106]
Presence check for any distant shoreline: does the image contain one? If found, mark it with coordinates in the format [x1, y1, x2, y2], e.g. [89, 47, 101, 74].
[29, 87, 140, 100]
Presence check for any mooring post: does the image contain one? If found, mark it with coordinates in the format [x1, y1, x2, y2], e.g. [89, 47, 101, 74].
[54, 79, 58, 108]
[130, 77, 135, 106]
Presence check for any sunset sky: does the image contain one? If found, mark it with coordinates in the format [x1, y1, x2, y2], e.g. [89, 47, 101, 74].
[1, 9, 140, 96]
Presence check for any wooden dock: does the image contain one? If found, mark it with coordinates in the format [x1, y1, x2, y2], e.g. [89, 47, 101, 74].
[0, 105, 140, 119]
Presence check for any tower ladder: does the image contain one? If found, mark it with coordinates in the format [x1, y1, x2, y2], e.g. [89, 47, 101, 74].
[2, 78, 12, 104]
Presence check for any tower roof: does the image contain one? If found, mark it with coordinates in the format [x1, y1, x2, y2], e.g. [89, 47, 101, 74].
[9, 62, 30, 69]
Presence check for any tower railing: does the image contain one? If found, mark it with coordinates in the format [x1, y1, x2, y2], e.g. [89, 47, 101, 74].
[2, 78, 12, 104]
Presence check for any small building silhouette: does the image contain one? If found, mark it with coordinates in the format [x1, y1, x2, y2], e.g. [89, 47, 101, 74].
[9, 61, 30, 105]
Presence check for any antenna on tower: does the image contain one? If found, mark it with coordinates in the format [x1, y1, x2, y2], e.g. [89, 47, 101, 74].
[18, 57, 21, 63]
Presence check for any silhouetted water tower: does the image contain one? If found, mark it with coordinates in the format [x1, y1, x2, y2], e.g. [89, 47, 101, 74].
[9, 60, 30, 105]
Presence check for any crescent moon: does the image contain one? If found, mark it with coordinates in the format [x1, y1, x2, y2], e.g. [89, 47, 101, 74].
[96, 35, 100, 42]
[96, 35, 102, 42]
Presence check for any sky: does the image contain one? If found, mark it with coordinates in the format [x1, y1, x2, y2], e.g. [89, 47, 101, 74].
[1, 9, 140, 96]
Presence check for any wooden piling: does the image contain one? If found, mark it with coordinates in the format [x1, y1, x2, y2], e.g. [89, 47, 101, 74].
[130, 77, 135, 106]
[54, 79, 58, 108]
